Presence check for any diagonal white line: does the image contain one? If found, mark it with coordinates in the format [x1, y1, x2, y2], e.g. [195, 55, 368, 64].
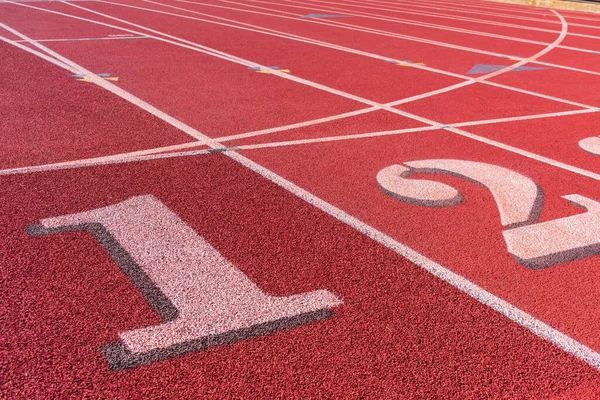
[254, 0, 600, 74]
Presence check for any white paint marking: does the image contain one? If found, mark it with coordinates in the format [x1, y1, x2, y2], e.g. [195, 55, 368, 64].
[2, 9, 597, 187]
[94, 0, 600, 110]
[2, 110, 599, 181]
[46, 3, 600, 185]
[41, 195, 341, 356]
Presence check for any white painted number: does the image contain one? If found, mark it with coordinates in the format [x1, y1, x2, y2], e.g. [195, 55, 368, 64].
[29, 195, 341, 369]
[378, 159, 600, 269]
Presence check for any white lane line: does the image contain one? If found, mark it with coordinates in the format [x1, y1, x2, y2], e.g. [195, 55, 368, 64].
[282, 2, 600, 76]
[450, 107, 598, 127]
[3, 27, 600, 371]
[213, 107, 383, 142]
[270, 0, 600, 72]
[319, 0, 600, 55]
[365, 0, 600, 23]
[1, 108, 596, 175]
[124, 0, 599, 110]
[0, 33, 75, 71]
[136, 0, 574, 141]
[226, 151, 600, 372]
[215, 107, 598, 144]
[471, 8, 567, 80]
[59, 1, 579, 132]
[6, 4, 600, 185]
[377, 0, 554, 17]
[135, 0, 474, 81]
[0, 143, 214, 176]
[362, 0, 553, 18]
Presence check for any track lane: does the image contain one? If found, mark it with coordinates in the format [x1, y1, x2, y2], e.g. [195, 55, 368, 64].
[240, 130, 600, 354]
[0, 40, 197, 169]
[491, 65, 600, 107]
[467, 112, 600, 176]
[395, 82, 576, 123]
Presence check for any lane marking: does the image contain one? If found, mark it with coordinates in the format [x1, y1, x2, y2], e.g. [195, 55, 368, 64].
[1, 108, 597, 176]
[226, 151, 600, 371]
[368, 0, 600, 23]
[376, 0, 555, 18]
[54, 2, 581, 137]
[291, 3, 600, 76]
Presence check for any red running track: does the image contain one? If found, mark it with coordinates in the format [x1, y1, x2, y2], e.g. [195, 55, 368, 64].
[2, 0, 600, 398]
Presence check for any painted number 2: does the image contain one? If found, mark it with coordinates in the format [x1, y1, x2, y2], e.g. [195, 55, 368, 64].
[377, 159, 600, 269]
[27, 195, 341, 369]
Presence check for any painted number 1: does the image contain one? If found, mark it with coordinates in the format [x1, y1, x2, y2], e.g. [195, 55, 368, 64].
[377, 159, 600, 269]
[27, 195, 341, 369]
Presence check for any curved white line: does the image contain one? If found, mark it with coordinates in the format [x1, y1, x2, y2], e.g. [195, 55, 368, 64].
[476, 9, 568, 80]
